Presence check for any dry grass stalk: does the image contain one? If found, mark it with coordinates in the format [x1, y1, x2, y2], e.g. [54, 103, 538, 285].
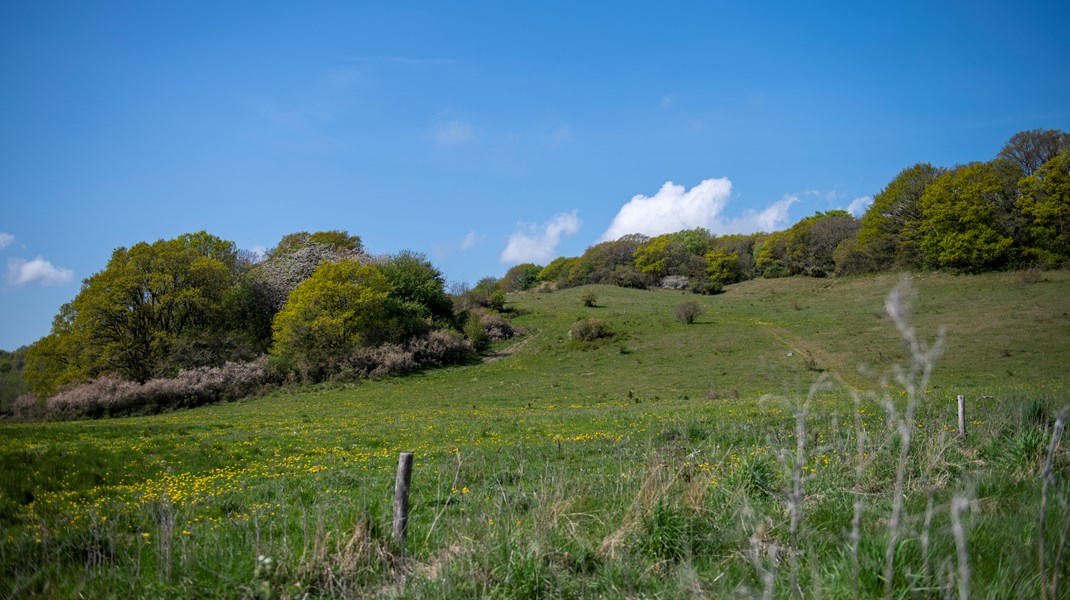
[1039, 410, 1067, 600]
[881, 278, 945, 600]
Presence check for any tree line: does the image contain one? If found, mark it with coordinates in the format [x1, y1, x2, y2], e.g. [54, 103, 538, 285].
[499, 128, 1070, 295]
[14, 231, 509, 415]
[5, 128, 1067, 416]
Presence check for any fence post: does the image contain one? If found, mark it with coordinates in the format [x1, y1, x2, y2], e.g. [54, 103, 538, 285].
[393, 452, 414, 550]
[957, 395, 967, 439]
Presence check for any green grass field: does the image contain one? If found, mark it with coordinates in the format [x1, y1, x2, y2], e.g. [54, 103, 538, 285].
[2, 271, 1070, 598]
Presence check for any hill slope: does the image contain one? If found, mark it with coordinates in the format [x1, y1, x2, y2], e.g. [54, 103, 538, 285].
[2, 272, 1069, 597]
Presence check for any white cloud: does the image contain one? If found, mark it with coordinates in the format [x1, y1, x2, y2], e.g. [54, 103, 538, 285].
[846, 195, 873, 217]
[501, 211, 581, 264]
[459, 231, 477, 251]
[600, 178, 802, 242]
[726, 194, 799, 233]
[6, 256, 74, 287]
[436, 119, 474, 145]
[599, 178, 733, 241]
[0, 232, 13, 249]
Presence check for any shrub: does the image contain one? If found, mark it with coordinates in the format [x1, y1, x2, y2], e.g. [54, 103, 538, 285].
[690, 279, 724, 295]
[674, 301, 703, 324]
[463, 313, 489, 351]
[336, 331, 474, 380]
[611, 265, 651, 289]
[43, 357, 275, 419]
[10, 393, 44, 420]
[580, 290, 598, 307]
[568, 318, 612, 342]
[480, 311, 518, 342]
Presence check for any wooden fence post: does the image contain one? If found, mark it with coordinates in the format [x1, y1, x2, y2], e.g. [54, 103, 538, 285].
[957, 395, 967, 439]
[393, 452, 414, 550]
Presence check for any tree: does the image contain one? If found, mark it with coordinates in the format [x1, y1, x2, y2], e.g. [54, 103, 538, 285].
[499, 263, 543, 292]
[858, 163, 945, 269]
[252, 231, 366, 312]
[705, 249, 742, 284]
[754, 231, 790, 278]
[25, 232, 245, 392]
[633, 231, 708, 280]
[537, 257, 577, 286]
[1017, 150, 1070, 265]
[266, 230, 363, 261]
[378, 251, 454, 322]
[919, 162, 1015, 271]
[270, 260, 425, 379]
[708, 234, 760, 281]
[998, 129, 1070, 177]
[784, 210, 860, 276]
[567, 238, 645, 285]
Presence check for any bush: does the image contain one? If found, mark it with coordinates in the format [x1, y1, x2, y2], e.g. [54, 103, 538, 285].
[480, 311, 518, 342]
[335, 331, 474, 380]
[580, 290, 598, 307]
[568, 318, 612, 343]
[674, 301, 703, 324]
[43, 357, 275, 419]
[690, 279, 724, 295]
[463, 313, 489, 351]
[611, 265, 652, 289]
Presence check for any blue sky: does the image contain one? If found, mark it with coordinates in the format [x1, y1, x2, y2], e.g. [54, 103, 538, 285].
[2, 1, 1069, 351]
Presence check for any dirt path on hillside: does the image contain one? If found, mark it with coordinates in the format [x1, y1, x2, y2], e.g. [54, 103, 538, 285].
[483, 331, 540, 363]
[755, 321, 849, 376]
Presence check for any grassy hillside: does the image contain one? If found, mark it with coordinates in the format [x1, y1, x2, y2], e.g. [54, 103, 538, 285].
[2, 272, 1069, 597]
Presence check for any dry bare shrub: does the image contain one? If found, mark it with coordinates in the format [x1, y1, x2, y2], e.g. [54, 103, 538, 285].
[479, 311, 518, 342]
[568, 318, 612, 343]
[409, 329, 474, 367]
[674, 301, 703, 324]
[10, 392, 45, 420]
[336, 330, 474, 381]
[41, 357, 275, 419]
[369, 344, 418, 378]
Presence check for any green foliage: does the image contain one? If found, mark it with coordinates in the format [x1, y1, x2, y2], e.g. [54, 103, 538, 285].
[580, 290, 598, 307]
[1017, 150, 1070, 265]
[754, 231, 790, 277]
[704, 249, 741, 284]
[500, 263, 543, 292]
[689, 279, 724, 295]
[633, 235, 673, 278]
[568, 237, 647, 286]
[609, 265, 652, 289]
[463, 312, 489, 351]
[25, 232, 246, 393]
[270, 260, 426, 381]
[775, 210, 861, 276]
[634, 230, 711, 280]
[377, 251, 454, 322]
[858, 163, 945, 269]
[469, 277, 506, 311]
[537, 257, 577, 285]
[919, 162, 1016, 271]
[0, 348, 29, 414]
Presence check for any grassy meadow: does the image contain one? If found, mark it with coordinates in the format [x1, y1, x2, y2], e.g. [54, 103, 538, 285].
[2, 271, 1070, 598]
